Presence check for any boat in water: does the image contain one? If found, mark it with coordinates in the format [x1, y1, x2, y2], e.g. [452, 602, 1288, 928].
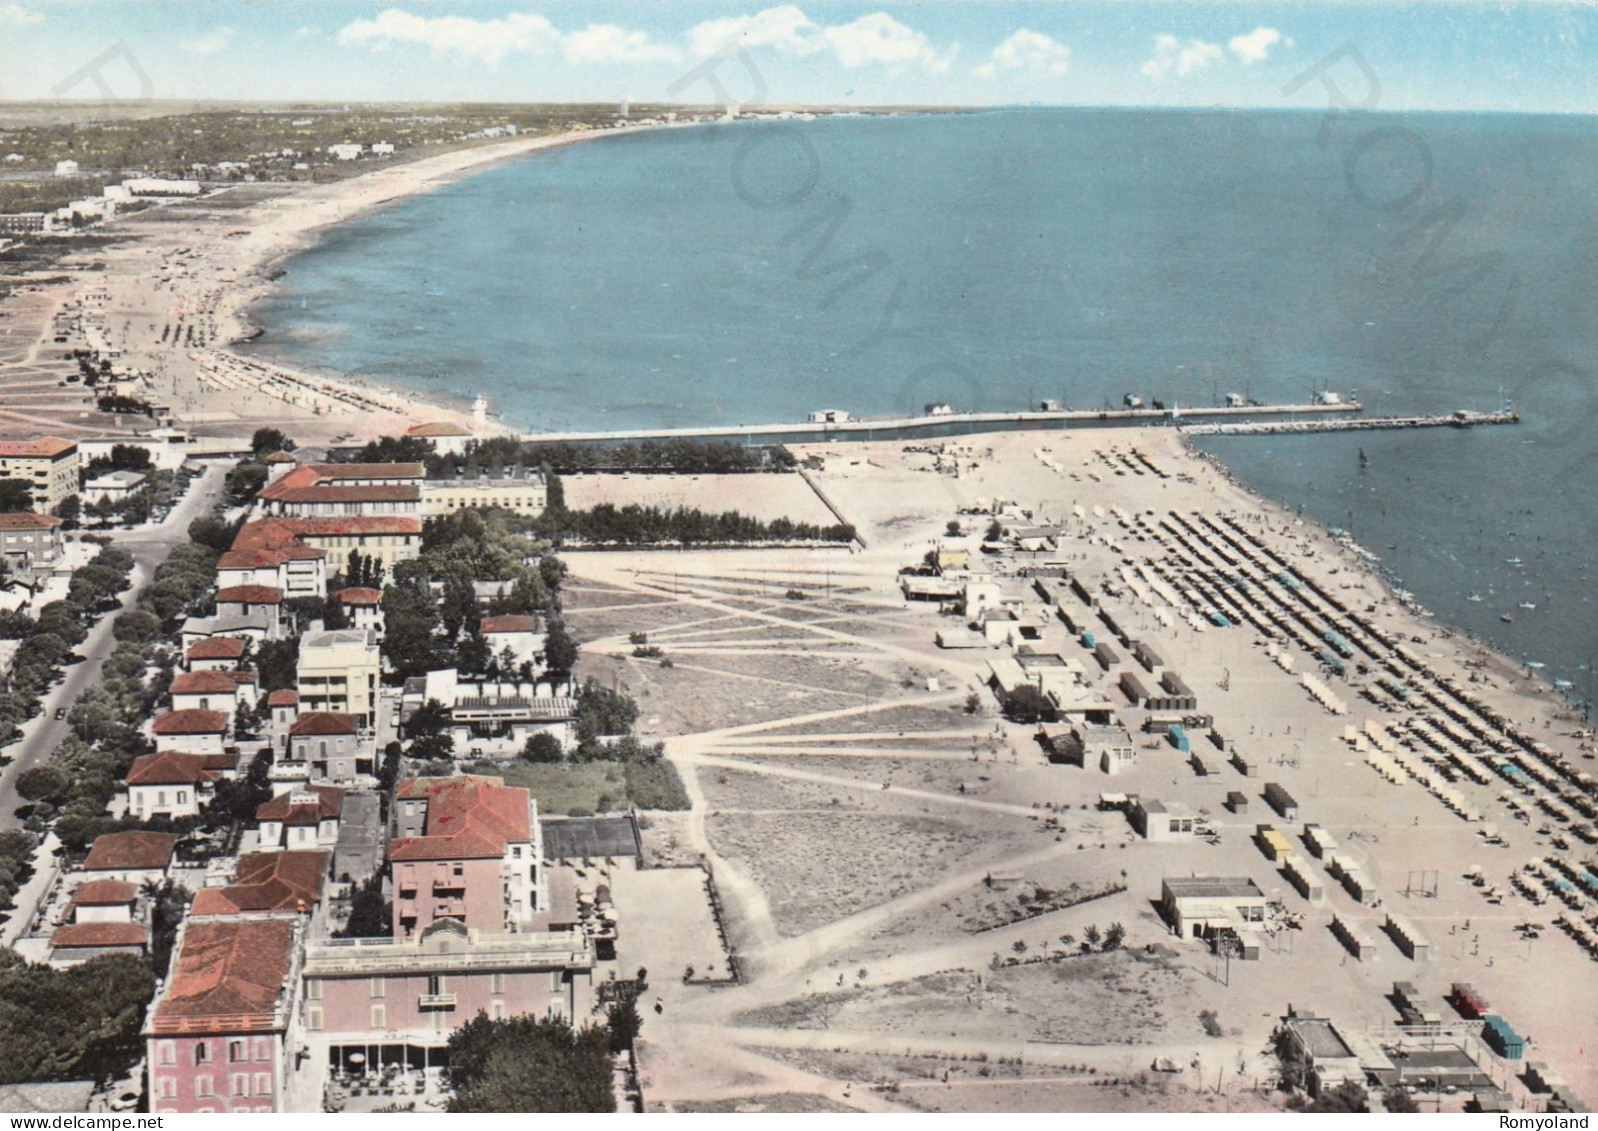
[1468, 593, 1484, 603]
[1501, 614, 1514, 623]
[1519, 601, 1538, 610]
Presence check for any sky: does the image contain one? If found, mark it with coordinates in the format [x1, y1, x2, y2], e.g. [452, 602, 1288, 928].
[0, 1, 1591, 113]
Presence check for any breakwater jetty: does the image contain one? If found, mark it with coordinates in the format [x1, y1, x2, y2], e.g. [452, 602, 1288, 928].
[520, 401, 1363, 446]
[1180, 408, 1518, 437]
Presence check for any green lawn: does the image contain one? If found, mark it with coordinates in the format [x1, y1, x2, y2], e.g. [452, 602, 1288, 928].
[480, 759, 688, 816]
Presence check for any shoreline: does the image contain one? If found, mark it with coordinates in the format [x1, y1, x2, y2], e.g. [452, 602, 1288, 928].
[0, 121, 698, 445]
[203, 122, 699, 438]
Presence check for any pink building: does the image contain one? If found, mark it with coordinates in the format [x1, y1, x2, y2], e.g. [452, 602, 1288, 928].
[390, 776, 545, 937]
[303, 915, 595, 1073]
[145, 918, 305, 1114]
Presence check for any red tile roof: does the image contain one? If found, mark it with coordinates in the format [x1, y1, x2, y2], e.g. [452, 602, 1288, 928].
[149, 918, 296, 1033]
[69, 878, 136, 905]
[150, 709, 230, 736]
[311, 462, 425, 480]
[270, 484, 420, 504]
[171, 670, 250, 696]
[480, 614, 539, 634]
[265, 450, 297, 464]
[295, 516, 422, 538]
[0, 437, 74, 458]
[83, 831, 176, 872]
[254, 465, 321, 498]
[332, 587, 382, 606]
[186, 637, 246, 661]
[51, 922, 148, 950]
[405, 421, 472, 438]
[390, 776, 530, 862]
[216, 584, 283, 605]
[217, 545, 325, 570]
[288, 711, 357, 737]
[256, 785, 343, 825]
[232, 516, 420, 552]
[189, 851, 327, 917]
[256, 463, 424, 502]
[0, 513, 63, 531]
[267, 689, 299, 707]
[126, 752, 225, 786]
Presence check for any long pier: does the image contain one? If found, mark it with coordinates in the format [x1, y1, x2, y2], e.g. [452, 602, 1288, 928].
[519, 401, 1363, 446]
[1180, 409, 1518, 437]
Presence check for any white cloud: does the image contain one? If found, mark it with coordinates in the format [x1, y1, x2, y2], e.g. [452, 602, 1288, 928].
[338, 10, 563, 68]
[821, 12, 949, 72]
[1140, 34, 1222, 81]
[686, 5, 816, 58]
[337, 9, 680, 68]
[974, 29, 1070, 79]
[0, 4, 43, 27]
[685, 6, 950, 72]
[1229, 26, 1288, 64]
[563, 24, 682, 64]
[295, 25, 320, 40]
[181, 26, 236, 57]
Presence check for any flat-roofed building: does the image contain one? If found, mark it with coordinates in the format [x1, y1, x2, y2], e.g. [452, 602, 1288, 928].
[1159, 875, 1268, 939]
[296, 628, 380, 728]
[421, 469, 547, 518]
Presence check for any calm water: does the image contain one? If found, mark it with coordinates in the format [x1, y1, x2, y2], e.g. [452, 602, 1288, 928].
[246, 109, 1598, 703]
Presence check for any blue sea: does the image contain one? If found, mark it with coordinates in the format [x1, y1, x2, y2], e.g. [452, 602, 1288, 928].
[244, 109, 1598, 705]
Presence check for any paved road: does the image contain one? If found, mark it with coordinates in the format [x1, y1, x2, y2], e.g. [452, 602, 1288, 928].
[0, 461, 228, 831]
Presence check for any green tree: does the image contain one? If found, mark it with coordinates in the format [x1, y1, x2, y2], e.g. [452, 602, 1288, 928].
[1001, 684, 1056, 724]
[447, 1013, 614, 1113]
[15, 766, 69, 805]
[544, 617, 578, 674]
[605, 986, 643, 1054]
[53, 494, 81, 526]
[521, 732, 564, 764]
[337, 874, 391, 939]
[250, 428, 295, 458]
[381, 580, 441, 680]
[0, 479, 33, 512]
[254, 638, 299, 692]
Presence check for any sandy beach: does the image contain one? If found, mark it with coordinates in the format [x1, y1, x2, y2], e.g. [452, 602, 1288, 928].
[0, 123, 684, 444]
[543, 426, 1595, 1110]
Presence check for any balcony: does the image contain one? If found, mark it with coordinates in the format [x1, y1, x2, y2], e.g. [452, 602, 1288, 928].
[418, 993, 456, 1010]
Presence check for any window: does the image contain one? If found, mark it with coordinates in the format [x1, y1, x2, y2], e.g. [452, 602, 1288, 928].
[231, 1074, 249, 1097]
[254, 1038, 271, 1061]
[196, 1077, 213, 1098]
[490, 1001, 506, 1020]
[370, 1004, 386, 1029]
[229, 1039, 246, 1063]
[370, 976, 385, 998]
[426, 974, 443, 996]
[305, 979, 321, 1001]
[194, 1042, 210, 1065]
[307, 1006, 323, 1031]
[156, 1078, 176, 1100]
[490, 972, 504, 994]
[157, 1041, 176, 1066]
[177, 791, 188, 805]
[254, 1073, 271, 1096]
